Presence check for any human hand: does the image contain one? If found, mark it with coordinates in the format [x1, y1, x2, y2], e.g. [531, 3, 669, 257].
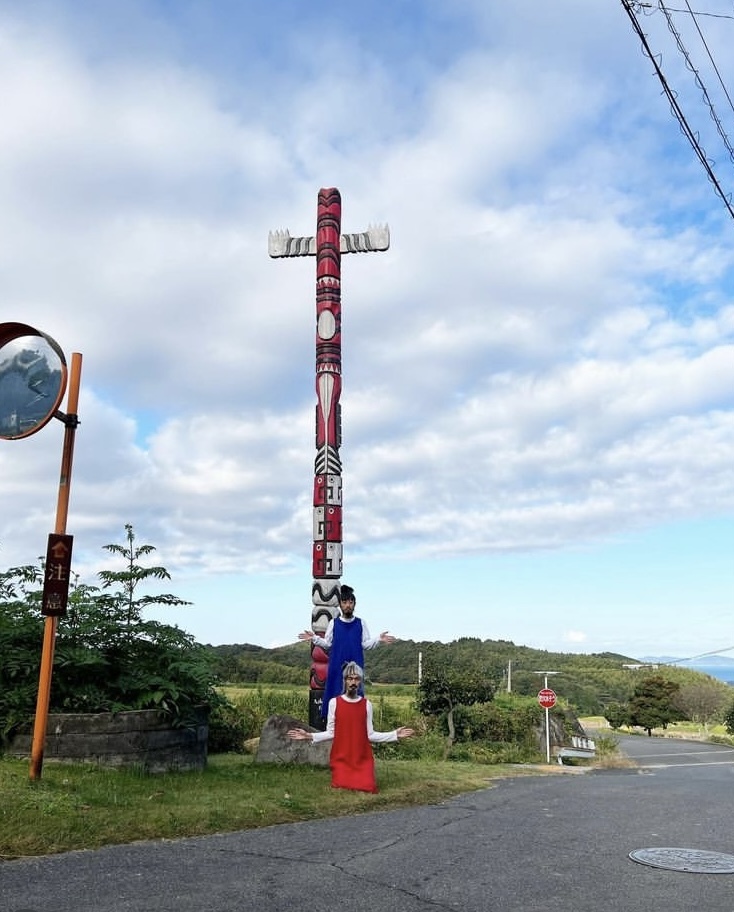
[287, 729, 312, 741]
[379, 631, 397, 644]
[297, 630, 314, 641]
[396, 727, 415, 739]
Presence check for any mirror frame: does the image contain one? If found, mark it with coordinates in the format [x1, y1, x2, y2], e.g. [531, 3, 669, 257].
[0, 322, 68, 440]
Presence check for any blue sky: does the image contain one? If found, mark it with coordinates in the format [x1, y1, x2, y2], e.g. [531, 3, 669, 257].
[1, 0, 733, 659]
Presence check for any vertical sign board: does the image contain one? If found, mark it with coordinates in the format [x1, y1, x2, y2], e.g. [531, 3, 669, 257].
[41, 533, 74, 617]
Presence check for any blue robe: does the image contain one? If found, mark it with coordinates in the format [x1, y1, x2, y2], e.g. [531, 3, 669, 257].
[322, 617, 365, 717]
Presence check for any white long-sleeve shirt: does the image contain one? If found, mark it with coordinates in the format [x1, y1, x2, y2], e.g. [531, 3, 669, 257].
[311, 615, 380, 651]
[311, 695, 399, 744]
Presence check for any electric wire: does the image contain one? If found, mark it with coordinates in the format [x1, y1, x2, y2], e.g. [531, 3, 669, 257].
[658, 1, 734, 164]
[635, 2, 734, 18]
[660, 644, 734, 666]
[683, 0, 734, 117]
[620, 0, 734, 219]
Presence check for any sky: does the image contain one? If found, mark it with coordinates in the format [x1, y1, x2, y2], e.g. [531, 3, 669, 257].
[1, 0, 733, 661]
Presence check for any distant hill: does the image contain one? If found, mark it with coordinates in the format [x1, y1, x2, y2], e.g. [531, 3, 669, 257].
[205, 637, 725, 715]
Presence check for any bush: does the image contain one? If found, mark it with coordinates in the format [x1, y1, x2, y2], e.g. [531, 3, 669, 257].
[228, 686, 310, 740]
[451, 699, 540, 747]
[207, 701, 249, 754]
[593, 733, 621, 758]
[0, 526, 223, 745]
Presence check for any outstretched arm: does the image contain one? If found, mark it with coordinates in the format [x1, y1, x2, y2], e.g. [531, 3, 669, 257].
[361, 620, 396, 649]
[286, 725, 333, 744]
[365, 702, 416, 743]
[297, 619, 333, 647]
[286, 699, 337, 744]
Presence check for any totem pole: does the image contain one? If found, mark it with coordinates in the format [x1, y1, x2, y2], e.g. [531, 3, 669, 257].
[269, 188, 389, 728]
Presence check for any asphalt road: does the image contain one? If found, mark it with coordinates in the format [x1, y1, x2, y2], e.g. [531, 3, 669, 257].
[4, 735, 734, 912]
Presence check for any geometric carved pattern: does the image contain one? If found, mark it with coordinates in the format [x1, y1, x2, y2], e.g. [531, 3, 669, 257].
[269, 187, 389, 729]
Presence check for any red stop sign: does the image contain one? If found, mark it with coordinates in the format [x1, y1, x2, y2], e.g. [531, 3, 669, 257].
[538, 688, 557, 708]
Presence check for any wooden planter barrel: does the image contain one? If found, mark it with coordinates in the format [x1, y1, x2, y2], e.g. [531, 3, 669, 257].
[7, 708, 208, 773]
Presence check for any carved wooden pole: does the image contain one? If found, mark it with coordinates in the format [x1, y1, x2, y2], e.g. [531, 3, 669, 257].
[269, 188, 389, 728]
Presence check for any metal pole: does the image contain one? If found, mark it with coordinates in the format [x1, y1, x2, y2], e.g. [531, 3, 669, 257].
[29, 352, 82, 781]
[535, 670, 559, 765]
[544, 674, 551, 764]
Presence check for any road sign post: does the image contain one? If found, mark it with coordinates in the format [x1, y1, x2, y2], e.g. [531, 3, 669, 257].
[0, 322, 82, 781]
[535, 671, 560, 763]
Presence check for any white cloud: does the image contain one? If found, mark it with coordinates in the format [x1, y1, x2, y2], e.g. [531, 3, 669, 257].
[1, 1, 733, 653]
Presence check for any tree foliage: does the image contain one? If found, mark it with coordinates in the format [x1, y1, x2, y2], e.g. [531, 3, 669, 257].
[627, 675, 686, 736]
[723, 700, 734, 736]
[208, 635, 731, 723]
[0, 526, 225, 746]
[603, 702, 630, 730]
[416, 645, 496, 754]
[674, 681, 730, 729]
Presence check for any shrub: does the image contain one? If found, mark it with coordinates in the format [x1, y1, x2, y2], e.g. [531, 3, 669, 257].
[207, 701, 250, 754]
[0, 526, 224, 745]
[593, 733, 620, 758]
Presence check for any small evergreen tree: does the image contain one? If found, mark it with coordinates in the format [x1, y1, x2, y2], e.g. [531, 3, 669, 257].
[627, 675, 685, 736]
[97, 524, 191, 635]
[603, 701, 630, 730]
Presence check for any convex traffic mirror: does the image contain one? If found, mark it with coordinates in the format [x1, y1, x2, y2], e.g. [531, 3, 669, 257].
[0, 323, 68, 440]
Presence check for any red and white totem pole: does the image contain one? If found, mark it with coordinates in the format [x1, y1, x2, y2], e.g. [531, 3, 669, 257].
[269, 188, 389, 728]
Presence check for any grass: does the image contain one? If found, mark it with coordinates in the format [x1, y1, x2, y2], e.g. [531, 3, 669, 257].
[220, 683, 417, 737]
[581, 716, 734, 741]
[0, 752, 563, 861]
[0, 701, 625, 860]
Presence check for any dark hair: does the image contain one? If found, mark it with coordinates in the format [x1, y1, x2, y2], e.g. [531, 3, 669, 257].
[339, 584, 356, 604]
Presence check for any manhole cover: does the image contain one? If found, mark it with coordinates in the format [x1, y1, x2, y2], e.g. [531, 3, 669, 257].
[629, 848, 734, 874]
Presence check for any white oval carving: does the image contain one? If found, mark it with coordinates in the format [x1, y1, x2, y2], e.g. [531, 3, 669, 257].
[317, 310, 336, 339]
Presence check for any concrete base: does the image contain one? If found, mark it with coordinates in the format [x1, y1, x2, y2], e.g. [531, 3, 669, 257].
[7, 708, 208, 773]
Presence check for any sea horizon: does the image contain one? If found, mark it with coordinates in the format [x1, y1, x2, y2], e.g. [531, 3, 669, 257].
[676, 664, 734, 685]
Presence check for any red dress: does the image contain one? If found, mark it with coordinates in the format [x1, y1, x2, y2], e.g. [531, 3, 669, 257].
[330, 696, 378, 793]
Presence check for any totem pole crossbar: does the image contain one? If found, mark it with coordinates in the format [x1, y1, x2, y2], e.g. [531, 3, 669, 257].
[269, 187, 389, 728]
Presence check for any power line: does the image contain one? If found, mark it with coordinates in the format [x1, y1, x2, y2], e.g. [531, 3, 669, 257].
[658, 1, 734, 164]
[621, 0, 734, 220]
[633, 1, 734, 19]
[683, 0, 734, 119]
[665, 644, 734, 665]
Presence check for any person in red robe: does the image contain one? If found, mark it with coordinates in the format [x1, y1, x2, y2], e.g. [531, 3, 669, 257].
[287, 661, 414, 793]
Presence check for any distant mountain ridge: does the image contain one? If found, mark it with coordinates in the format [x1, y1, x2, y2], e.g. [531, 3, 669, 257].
[642, 655, 734, 667]
[208, 638, 734, 714]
